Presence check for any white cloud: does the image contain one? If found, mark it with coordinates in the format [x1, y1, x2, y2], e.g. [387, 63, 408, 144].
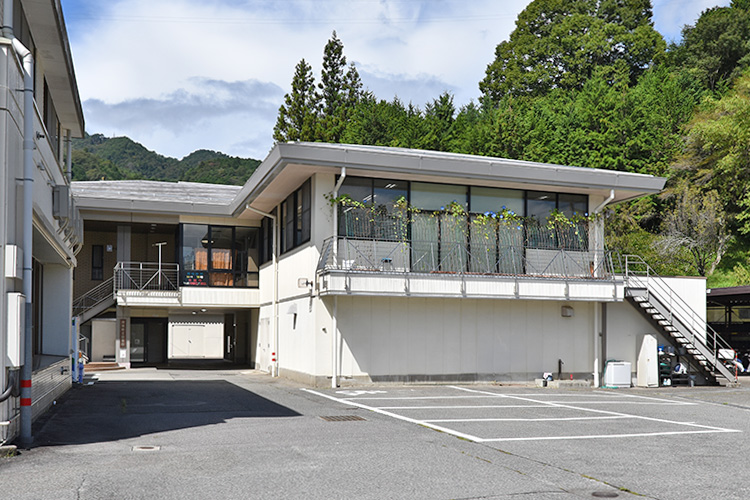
[62, 0, 728, 160]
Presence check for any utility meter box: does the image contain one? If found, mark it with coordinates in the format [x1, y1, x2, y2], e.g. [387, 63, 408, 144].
[6, 292, 25, 368]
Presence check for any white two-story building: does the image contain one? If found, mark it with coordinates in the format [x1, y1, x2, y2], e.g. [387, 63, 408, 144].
[72, 143, 734, 388]
[1, 0, 84, 445]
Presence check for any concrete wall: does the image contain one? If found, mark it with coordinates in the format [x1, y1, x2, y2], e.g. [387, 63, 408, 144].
[329, 296, 595, 382]
[91, 319, 116, 362]
[41, 264, 73, 356]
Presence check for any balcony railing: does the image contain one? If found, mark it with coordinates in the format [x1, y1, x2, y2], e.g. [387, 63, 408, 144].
[317, 237, 615, 281]
[114, 262, 180, 292]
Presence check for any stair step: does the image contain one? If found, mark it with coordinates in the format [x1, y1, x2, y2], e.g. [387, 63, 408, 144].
[84, 362, 124, 372]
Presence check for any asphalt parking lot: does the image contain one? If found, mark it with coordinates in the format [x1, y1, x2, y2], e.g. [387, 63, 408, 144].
[305, 385, 740, 442]
[2, 369, 750, 500]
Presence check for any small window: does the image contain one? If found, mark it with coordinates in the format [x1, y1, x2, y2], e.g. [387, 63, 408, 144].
[92, 245, 104, 280]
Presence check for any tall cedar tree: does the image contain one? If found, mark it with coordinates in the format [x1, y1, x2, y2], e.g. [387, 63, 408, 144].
[273, 58, 320, 143]
[318, 31, 363, 142]
[479, 0, 665, 102]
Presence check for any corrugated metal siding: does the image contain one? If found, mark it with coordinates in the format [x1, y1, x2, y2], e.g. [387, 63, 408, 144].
[32, 359, 71, 421]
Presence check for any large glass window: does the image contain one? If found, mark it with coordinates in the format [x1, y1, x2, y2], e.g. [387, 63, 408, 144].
[181, 224, 259, 287]
[338, 177, 408, 239]
[280, 179, 312, 254]
[558, 193, 588, 218]
[470, 187, 524, 215]
[411, 182, 468, 211]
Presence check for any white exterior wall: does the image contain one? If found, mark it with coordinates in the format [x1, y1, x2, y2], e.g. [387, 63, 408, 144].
[326, 296, 595, 382]
[41, 264, 73, 356]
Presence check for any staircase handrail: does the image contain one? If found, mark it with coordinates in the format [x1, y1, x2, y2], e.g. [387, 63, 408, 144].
[622, 254, 735, 373]
[72, 277, 114, 316]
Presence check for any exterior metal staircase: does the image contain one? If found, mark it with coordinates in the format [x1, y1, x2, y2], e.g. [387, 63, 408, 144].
[623, 255, 736, 385]
[72, 277, 115, 324]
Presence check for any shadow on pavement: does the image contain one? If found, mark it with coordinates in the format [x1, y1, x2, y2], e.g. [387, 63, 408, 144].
[31, 380, 300, 448]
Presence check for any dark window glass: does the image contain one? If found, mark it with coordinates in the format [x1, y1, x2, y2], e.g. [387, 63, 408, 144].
[526, 191, 557, 221]
[339, 177, 372, 205]
[373, 179, 408, 213]
[301, 180, 311, 243]
[284, 196, 295, 251]
[558, 193, 588, 218]
[235, 227, 259, 287]
[280, 200, 288, 252]
[91, 245, 104, 280]
[296, 188, 303, 245]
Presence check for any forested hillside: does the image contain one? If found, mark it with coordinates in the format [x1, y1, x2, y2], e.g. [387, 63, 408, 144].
[272, 1, 750, 287]
[71, 134, 261, 186]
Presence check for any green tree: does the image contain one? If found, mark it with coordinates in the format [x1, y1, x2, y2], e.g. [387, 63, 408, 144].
[479, 0, 665, 102]
[678, 72, 750, 233]
[677, 5, 750, 91]
[318, 31, 363, 142]
[273, 58, 320, 143]
[420, 91, 456, 151]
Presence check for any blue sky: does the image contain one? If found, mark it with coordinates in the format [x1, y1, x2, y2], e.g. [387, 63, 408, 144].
[59, 0, 730, 161]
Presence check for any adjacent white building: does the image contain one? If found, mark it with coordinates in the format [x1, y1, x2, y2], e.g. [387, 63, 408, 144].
[72, 143, 733, 389]
[1, 0, 84, 445]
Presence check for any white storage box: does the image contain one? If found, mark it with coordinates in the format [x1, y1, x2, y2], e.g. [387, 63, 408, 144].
[604, 361, 631, 388]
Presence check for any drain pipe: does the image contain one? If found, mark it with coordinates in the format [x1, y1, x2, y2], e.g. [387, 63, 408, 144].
[246, 205, 278, 377]
[331, 168, 346, 389]
[2, 1, 12, 37]
[64, 132, 78, 383]
[9, 20, 36, 448]
[591, 189, 615, 388]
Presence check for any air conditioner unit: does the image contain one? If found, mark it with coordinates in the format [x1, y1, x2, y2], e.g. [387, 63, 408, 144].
[53, 185, 70, 219]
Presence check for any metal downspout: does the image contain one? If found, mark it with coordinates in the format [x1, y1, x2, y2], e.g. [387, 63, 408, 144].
[246, 205, 278, 377]
[592, 189, 615, 388]
[331, 167, 345, 389]
[65, 131, 78, 383]
[10, 31, 36, 448]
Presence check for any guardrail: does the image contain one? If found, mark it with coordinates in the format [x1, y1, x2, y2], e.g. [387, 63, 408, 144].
[114, 262, 179, 292]
[317, 237, 615, 280]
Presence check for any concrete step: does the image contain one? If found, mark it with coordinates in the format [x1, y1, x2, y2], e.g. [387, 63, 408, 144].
[84, 362, 124, 372]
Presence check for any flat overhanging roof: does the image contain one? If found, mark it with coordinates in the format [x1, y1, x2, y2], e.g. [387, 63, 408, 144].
[232, 142, 667, 215]
[73, 143, 667, 220]
[20, 0, 84, 136]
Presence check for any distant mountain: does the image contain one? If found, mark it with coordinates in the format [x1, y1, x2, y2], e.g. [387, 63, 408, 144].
[71, 134, 261, 186]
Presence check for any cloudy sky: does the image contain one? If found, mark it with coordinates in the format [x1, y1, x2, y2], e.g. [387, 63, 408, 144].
[59, 0, 729, 161]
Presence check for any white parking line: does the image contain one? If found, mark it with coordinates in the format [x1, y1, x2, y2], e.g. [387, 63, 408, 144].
[302, 388, 484, 442]
[450, 386, 740, 440]
[304, 386, 741, 443]
[425, 416, 633, 423]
